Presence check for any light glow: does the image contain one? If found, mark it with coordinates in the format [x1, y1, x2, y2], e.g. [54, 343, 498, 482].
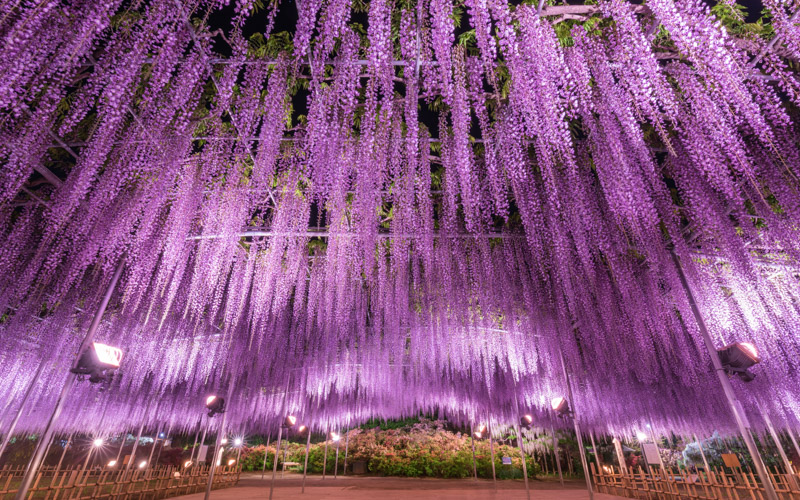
[184, 461, 193, 468]
[636, 431, 648, 441]
[107, 460, 117, 467]
[228, 459, 236, 466]
[206, 395, 217, 406]
[93, 438, 104, 447]
[233, 438, 243, 446]
[138, 461, 147, 469]
[739, 342, 759, 360]
[551, 397, 566, 411]
[92, 342, 123, 367]
[330, 432, 340, 442]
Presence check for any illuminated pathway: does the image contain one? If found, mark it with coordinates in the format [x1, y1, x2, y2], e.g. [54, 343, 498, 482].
[173, 473, 625, 500]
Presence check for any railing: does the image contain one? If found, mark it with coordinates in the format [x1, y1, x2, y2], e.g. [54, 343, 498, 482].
[592, 463, 800, 500]
[0, 464, 240, 499]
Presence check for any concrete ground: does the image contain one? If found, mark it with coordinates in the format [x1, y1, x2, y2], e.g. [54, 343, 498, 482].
[175, 472, 627, 499]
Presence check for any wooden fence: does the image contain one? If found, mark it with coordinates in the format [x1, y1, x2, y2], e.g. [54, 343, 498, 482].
[0, 464, 240, 499]
[592, 463, 800, 500]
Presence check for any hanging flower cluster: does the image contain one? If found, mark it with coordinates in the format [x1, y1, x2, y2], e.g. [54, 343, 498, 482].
[0, 0, 799, 439]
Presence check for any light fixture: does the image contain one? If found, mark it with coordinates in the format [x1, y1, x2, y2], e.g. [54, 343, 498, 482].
[107, 460, 117, 467]
[330, 432, 340, 442]
[184, 461, 193, 468]
[233, 438, 243, 446]
[71, 342, 123, 383]
[158, 432, 165, 439]
[206, 395, 226, 417]
[221, 438, 228, 445]
[297, 425, 308, 436]
[520, 414, 533, 430]
[718, 342, 761, 382]
[284, 415, 297, 428]
[473, 425, 487, 439]
[93, 438, 104, 447]
[551, 397, 570, 417]
[228, 459, 236, 466]
[138, 461, 147, 469]
[636, 431, 648, 441]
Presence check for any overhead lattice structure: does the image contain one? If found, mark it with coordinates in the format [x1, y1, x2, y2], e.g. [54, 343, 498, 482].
[1, 0, 800, 440]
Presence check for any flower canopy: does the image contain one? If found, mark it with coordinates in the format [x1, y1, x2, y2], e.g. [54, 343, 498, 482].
[1, 0, 800, 440]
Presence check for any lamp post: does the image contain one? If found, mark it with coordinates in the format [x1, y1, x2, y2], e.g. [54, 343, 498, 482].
[302, 426, 312, 493]
[204, 375, 236, 500]
[261, 432, 271, 479]
[515, 422, 531, 500]
[470, 422, 477, 481]
[333, 432, 341, 479]
[269, 415, 296, 500]
[671, 250, 778, 500]
[322, 426, 329, 480]
[551, 421, 564, 486]
[14, 258, 125, 500]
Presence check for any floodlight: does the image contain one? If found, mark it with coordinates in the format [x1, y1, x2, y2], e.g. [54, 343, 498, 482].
[93, 438, 104, 447]
[330, 432, 341, 442]
[107, 460, 117, 467]
[206, 395, 226, 417]
[636, 431, 648, 441]
[297, 425, 308, 436]
[184, 461, 193, 468]
[718, 342, 761, 382]
[234, 438, 243, 446]
[221, 438, 228, 445]
[520, 414, 533, 430]
[284, 415, 297, 428]
[228, 459, 236, 466]
[551, 397, 570, 416]
[473, 425, 487, 439]
[138, 461, 147, 469]
[71, 342, 123, 383]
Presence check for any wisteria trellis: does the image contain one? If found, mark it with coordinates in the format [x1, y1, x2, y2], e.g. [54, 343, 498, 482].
[1, 0, 800, 441]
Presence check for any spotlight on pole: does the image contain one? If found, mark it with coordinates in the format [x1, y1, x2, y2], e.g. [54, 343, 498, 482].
[107, 460, 117, 467]
[551, 397, 571, 417]
[297, 425, 309, 436]
[284, 415, 297, 428]
[520, 414, 533, 430]
[330, 432, 341, 442]
[93, 438, 104, 447]
[206, 395, 226, 417]
[70, 342, 123, 383]
[473, 425, 487, 439]
[718, 342, 761, 382]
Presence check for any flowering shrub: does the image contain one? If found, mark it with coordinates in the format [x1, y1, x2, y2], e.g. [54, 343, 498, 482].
[238, 420, 540, 479]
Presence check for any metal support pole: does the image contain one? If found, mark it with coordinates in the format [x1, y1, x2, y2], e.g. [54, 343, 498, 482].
[558, 349, 594, 500]
[204, 376, 235, 500]
[0, 360, 47, 462]
[322, 428, 329, 480]
[155, 424, 171, 466]
[81, 445, 94, 474]
[53, 434, 72, 482]
[613, 437, 627, 473]
[343, 430, 349, 475]
[488, 417, 497, 488]
[261, 432, 271, 479]
[590, 431, 601, 467]
[189, 423, 200, 464]
[146, 424, 162, 469]
[762, 409, 798, 489]
[14, 259, 125, 500]
[694, 434, 710, 473]
[671, 250, 779, 500]
[281, 433, 289, 478]
[114, 433, 126, 466]
[302, 430, 311, 493]
[552, 422, 564, 486]
[334, 435, 340, 478]
[516, 424, 531, 500]
[470, 422, 477, 481]
[196, 423, 208, 465]
[787, 429, 800, 466]
[268, 426, 283, 500]
[126, 409, 149, 472]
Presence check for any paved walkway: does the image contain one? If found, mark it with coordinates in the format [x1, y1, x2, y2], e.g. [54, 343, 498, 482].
[175, 473, 627, 499]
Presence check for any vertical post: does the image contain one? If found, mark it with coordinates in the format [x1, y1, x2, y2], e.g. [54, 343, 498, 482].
[552, 422, 564, 486]
[322, 428, 329, 480]
[488, 416, 497, 488]
[146, 424, 163, 469]
[613, 437, 627, 473]
[786, 429, 800, 465]
[516, 424, 531, 500]
[334, 434, 340, 479]
[558, 348, 594, 500]
[126, 403, 151, 472]
[762, 409, 798, 489]
[470, 422, 477, 481]
[261, 432, 271, 479]
[0, 360, 47, 462]
[205, 375, 235, 500]
[53, 434, 73, 482]
[81, 445, 94, 474]
[671, 250, 779, 500]
[14, 258, 125, 500]
[302, 429, 311, 493]
[647, 424, 666, 470]
[114, 433, 126, 466]
[343, 430, 349, 476]
[694, 434, 710, 480]
[189, 421, 201, 464]
[281, 434, 289, 478]
[590, 431, 601, 467]
[268, 426, 283, 500]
